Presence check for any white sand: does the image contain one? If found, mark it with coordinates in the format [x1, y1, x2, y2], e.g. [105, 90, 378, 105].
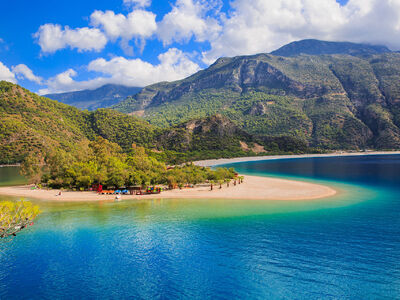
[10, 151, 396, 202]
[0, 175, 336, 202]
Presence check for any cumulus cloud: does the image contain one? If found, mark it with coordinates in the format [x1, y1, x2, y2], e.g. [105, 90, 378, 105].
[12, 64, 43, 84]
[39, 69, 104, 94]
[34, 24, 108, 53]
[338, 0, 400, 49]
[0, 62, 16, 83]
[39, 48, 200, 94]
[30, 0, 400, 94]
[202, 0, 400, 63]
[91, 10, 156, 40]
[123, 0, 151, 8]
[90, 9, 157, 54]
[157, 0, 221, 45]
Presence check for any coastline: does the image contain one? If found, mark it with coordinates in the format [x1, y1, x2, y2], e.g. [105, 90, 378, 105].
[0, 175, 336, 202]
[193, 151, 400, 167]
[6, 150, 399, 202]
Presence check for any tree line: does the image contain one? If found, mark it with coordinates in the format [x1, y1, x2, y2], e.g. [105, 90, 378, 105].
[21, 137, 238, 190]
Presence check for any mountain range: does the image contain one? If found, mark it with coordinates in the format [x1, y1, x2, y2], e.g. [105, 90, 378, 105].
[2, 81, 295, 164]
[113, 40, 400, 150]
[2, 39, 400, 164]
[44, 84, 141, 110]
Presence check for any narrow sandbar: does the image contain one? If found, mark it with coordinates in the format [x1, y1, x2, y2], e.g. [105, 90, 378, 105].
[0, 175, 336, 202]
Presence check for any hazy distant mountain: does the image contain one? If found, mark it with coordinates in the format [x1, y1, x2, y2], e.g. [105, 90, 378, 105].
[114, 40, 400, 150]
[270, 39, 391, 57]
[45, 84, 142, 110]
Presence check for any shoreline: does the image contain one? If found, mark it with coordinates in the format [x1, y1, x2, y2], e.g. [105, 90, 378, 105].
[0, 175, 336, 202]
[3, 151, 397, 202]
[193, 151, 400, 167]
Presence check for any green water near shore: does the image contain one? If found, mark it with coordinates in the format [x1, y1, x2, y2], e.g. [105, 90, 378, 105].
[0, 165, 371, 220]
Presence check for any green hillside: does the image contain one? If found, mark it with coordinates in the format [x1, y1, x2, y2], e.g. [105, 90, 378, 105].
[2, 81, 301, 164]
[0, 82, 92, 164]
[0, 82, 161, 163]
[113, 52, 400, 150]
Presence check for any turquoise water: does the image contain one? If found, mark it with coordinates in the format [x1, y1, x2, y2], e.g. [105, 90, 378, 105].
[1, 155, 400, 299]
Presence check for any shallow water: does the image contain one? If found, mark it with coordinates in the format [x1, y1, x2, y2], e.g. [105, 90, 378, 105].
[1, 155, 400, 299]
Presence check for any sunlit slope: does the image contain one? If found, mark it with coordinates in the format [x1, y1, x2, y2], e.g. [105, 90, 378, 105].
[114, 53, 400, 150]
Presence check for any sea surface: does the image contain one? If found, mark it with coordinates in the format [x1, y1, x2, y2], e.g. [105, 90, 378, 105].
[0, 155, 400, 299]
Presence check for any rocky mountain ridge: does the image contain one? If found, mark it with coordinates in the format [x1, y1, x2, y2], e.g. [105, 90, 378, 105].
[113, 42, 400, 150]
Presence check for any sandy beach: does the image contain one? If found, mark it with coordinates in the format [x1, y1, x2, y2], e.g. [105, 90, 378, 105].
[0, 175, 336, 202]
[194, 151, 400, 167]
[3, 151, 399, 202]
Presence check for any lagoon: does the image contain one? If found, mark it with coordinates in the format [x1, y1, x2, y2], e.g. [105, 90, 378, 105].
[1, 155, 400, 299]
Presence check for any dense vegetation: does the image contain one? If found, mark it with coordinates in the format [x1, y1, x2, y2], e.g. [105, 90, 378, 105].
[114, 49, 400, 150]
[21, 137, 237, 190]
[0, 82, 92, 164]
[3, 40, 400, 167]
[1, 81, 311, 164]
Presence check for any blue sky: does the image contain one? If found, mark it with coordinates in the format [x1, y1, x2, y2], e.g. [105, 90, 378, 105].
[1, 0, 399, 94]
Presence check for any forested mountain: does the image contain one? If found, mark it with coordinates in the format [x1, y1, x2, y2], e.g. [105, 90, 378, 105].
[0, 82, 97, 164]
[2, 81, 305, 164]
[45, 84, 142, 110]
[3, 41, 400, 164]
[270, 39, 391, 57]
[113, 46, 400, 150]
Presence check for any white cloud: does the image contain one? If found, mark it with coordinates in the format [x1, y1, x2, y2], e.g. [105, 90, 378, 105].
[12, 64, 43, 84]
[90, 9, 156, 54]
[39, 69, 104, 94]
[338, 0, 400, 49]
[88, 48, 200, 85]
[34, 24, 108, 53]
[157, 0, 221, 46]
[0, 62, 16, 83]
[39, 48, 200, 94]
[123, 0, 151, 8]
[201, 0, 400, 63]
[31, 0, 400, 95]
[91, 10, 156, 40]
[31, 0, 400, 60]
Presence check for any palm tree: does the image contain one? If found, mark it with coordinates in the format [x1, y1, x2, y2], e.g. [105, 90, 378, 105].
[210, 180, 215, 191]
[218, 179, 224, 189]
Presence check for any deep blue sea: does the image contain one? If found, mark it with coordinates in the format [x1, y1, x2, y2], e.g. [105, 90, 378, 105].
[1, 155, 400, 299]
